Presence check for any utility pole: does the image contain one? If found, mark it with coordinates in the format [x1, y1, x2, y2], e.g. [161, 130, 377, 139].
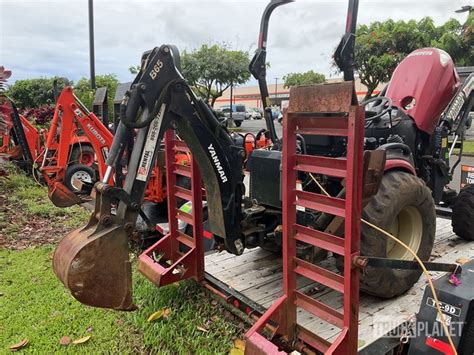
[88, 0, 96, 89]
[274, 77, 279, 106]
[229, 82, 234, 127]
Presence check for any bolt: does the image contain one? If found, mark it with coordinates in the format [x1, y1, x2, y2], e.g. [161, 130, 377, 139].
[162, 46, 170, 53]
[234, 239, 244, 255]
[140, 83, 146, 91]
[101, 215, 111, 226]
[124, 222, 134, 233]
[352, 256, 368, 269]
[131, 202, 139, 210]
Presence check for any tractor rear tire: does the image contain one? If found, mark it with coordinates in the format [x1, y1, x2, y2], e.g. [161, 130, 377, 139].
[360, 171, 436, 298]
[452, 184, 474, 241]
[458, 315, 474, 355]
[64, 164, 96, 192]
[70, 145, 95, 167]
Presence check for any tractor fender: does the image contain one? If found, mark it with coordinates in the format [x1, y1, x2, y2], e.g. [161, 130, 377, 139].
[384, 159, 416, 175]
[72, 136, 91, 144]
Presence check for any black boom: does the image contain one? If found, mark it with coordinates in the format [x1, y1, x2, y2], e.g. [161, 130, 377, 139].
[109, 45, 246, 255]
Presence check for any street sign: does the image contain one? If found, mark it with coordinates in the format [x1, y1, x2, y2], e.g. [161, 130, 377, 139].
[460, 165, 474, 189]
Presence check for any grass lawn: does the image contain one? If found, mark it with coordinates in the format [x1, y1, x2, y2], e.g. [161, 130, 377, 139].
[0, 165, 245, 353]
[453, 140, 474, 156]
[462, 140, 474, 155]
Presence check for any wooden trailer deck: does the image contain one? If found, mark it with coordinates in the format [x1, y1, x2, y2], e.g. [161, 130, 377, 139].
[204, 218, 474, 353]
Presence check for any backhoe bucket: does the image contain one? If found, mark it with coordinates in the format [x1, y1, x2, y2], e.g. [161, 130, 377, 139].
[48, 182, 83, 208]
[52, 196, 134, 310]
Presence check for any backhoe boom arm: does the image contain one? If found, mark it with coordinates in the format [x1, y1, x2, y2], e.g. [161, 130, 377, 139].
[112, 45, 246, 254]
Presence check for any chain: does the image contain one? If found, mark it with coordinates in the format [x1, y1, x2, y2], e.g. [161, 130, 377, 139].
[397, 316, 416, 355]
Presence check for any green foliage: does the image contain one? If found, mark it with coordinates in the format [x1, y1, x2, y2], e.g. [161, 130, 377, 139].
[6, 74, 120, 119]
[6, 77, 70, 108]
[0, 247, 243, 354]
[0, 246, 143, 353]
[283, 70, 326, 88]
[0, 166, 244, 353]
[1, 164, 89, 227]
[130, 275, 243, 354]
[181, 44, 251, 106]
[74, 74, 119, 118]
[464, 140, 474, 155]
[355, 16, 473, 99]
[129, 65, 141, 74]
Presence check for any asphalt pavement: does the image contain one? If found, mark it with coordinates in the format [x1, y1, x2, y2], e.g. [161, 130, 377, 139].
[239, 118, 282, 137]
[238, 118, 474, 192]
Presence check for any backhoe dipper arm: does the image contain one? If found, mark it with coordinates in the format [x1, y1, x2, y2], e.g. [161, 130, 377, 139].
[113, 45, 246, 255]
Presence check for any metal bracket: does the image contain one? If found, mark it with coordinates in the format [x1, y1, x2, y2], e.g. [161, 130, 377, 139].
[95, 182, 154, 229]
[353, 256, 461, 274]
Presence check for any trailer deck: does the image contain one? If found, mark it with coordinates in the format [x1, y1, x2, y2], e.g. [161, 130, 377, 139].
[204, 218, 474, 353]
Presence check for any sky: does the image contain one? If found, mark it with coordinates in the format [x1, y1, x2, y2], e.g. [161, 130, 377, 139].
[0, 0, 471, 86]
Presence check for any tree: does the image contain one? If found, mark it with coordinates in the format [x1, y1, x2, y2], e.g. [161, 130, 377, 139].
[74, 74, 119, 117]
[7, 77, 70, 108]
[283, 70, 326, 88]
[181, 44, 251, 106]
[354, 17, 473, 99]
[129, 65, 140, 74]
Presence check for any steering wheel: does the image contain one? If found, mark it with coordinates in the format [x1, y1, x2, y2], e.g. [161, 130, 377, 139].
[361, 96, 393, 122]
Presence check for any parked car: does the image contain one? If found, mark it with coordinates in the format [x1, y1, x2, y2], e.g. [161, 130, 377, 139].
[250, 108, 262, 120]
[271, 107, 281, 120]
[219, 104, 246, 127]
[245, 109, 255, 120]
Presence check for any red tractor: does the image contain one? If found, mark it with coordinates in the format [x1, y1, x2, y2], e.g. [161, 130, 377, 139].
[0, 102, 45, 163]
[38, 86, 115, 206]
[38, 86, 180, 211]
[333, 48, 473, 297]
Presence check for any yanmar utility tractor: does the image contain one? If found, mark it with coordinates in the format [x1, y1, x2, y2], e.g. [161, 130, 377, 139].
[52, 0, 473, 312]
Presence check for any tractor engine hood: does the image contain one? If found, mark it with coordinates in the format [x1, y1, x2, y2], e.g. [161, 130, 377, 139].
[386, 48, 460, 135]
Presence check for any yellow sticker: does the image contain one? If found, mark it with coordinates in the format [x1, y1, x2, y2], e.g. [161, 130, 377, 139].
[441, 138, 447, 148]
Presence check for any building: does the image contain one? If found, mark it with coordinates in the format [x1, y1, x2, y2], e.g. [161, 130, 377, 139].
[214, 76, 384, 110]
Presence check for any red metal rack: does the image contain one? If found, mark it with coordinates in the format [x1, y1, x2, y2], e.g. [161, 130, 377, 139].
[138, 130, 205, 287]
[245, 82, 365, 354]
[138, 83, 365, 354]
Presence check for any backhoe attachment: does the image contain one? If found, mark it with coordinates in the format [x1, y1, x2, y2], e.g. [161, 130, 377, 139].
[53, 44, 245, 309]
